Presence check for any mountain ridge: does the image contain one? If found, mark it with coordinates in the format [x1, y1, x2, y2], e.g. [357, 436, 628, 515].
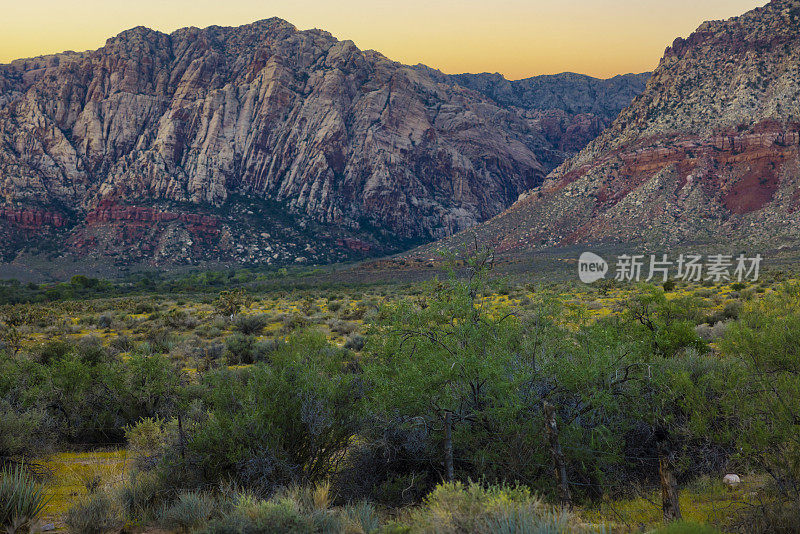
[0, 18, 648, 269]
[410, 0, 800, 260]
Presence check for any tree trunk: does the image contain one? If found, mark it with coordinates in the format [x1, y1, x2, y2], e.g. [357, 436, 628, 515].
[178, 413, 187, 464]
[657, 438, 682, 522]
[444, 411, 454, 482]
[543, 401, 572, 506]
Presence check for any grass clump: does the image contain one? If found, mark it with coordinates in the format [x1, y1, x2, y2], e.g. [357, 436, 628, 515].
[0, 464, 50, 532]
[407, 481, 580, 534]
[65, 490, 122, 534]
[159, 491, 216, 532]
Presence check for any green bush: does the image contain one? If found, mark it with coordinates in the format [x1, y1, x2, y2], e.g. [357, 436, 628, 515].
[224, 333, 258, 364]
[232, 314, 268, 335]
[159, 492, 215, 532]
[36, 340, 74, 364]
[172, 331, 361, 492]
[0, 401, 49, 462]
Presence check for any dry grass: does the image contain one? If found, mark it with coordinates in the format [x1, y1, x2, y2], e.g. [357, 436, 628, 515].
[41, 450, 131, 523]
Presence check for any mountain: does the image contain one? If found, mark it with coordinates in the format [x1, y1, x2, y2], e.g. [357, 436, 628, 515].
[415, 68, 650, 172]
[0, 20, 646, 269]
[414, 0, 800, 259]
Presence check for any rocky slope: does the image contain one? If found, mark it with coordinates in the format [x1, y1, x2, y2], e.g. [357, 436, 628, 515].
[418, 68, 650, 170]
[415, 0, 800, 259]
[0, 20, 647, 268]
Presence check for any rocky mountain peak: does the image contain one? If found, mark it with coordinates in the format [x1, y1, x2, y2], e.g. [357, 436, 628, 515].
[412, 0, 800, 258]
[0, 19, 648, 271]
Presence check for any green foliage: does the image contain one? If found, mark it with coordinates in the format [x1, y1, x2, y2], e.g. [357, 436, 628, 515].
[0, 401, 49, 463]
[174, 331, 361, 491]
[623, 285, 708, 356]
[224, 333, 259, 364]
[213, 289, 253, 318]
[721, 283, 800, 512]
[0, 343, 179, 446]
[365, 251, 528, 475]
[0, 464, 50, 531]
[654, 521, 721, 534]
[232, 313, 268, 335]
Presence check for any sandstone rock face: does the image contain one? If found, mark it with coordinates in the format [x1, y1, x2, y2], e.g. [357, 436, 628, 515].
[418, 68, 650, 171]
[0, 19, 646, 267]
[416, 0, 800, 258]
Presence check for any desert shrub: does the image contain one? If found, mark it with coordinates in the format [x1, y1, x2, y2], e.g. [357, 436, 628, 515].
[167, 331, 362, 493]
[230, 501, 311, 533]
[76, 335, 110, 365]
[333, 416, 436, 506]
[162, 310, 199, 330]
[733, 496, 800, 534]
[721, 283, 800, 528]
[344, 334, 366, 351]
[45, 353, 179, 443]
[143, 328, 176, 354]
[224, 333, 258, 365]
[0, 401, 50, 463]
[196, 324, 223, 340]
[623, 287, 708, 356]
[722, 300, 742, 320]
[198, 493, 332, 534]
[118, 471, 165, 521]
[36, 340, 74, 364]
[159, 491, 215, 532]
[340, 501, 380, 533]
[328, 319, 357, 336]
[110, 334, 133, 353]
[364, 252, 543, 493]
[233, 314, 268, 335]
[126, 416, 175, 470]
[407, 481, 573, 534]
[214, 289, 253, 318]
[695, 321, 728, 341]
[98, 313, 114, 329]
[0, 464, 50, 531]
[252, 339, 282, 363]
[740, 287, 756, 301]
[134, 302, 157, 314]
[281, 313, 310, 334]
[341, 304, 367, 321]
[65, 491, 122, 534]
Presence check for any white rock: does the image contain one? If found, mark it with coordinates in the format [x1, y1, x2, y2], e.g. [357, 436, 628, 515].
[723, 474, 741, 486]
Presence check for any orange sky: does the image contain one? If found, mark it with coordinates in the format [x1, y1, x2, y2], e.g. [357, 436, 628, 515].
[0, 0, 767, 79]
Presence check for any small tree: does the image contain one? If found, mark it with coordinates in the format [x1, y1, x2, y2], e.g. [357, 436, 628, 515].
[213, 289, 253, 319]
[623, 286, 707, 357]
[721, 282, 800, 523]
[365, 249, 527, 482]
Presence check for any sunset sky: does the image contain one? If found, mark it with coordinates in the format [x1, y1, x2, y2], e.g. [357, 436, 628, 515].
[1, 0, 767, 79]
